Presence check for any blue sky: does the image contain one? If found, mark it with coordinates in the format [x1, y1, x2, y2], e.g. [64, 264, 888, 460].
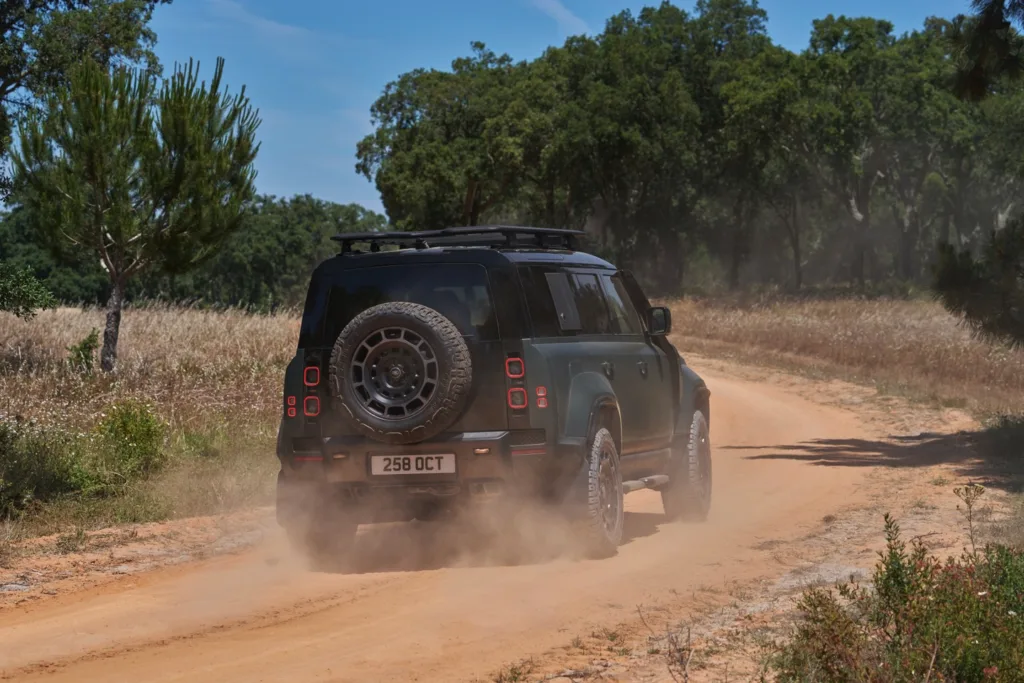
[150, 0, 973, 218]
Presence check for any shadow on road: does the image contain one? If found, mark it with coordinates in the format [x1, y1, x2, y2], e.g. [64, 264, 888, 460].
[312, 509, 666, 576]
[728, 419, 1024, 493]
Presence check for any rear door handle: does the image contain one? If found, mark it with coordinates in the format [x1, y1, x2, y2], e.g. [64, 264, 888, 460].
[637, 361, 648, 377]
[601, 361, 614, 379]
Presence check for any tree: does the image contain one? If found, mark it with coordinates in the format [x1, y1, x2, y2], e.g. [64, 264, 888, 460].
[356, 42, 528, 230]
[12, 56, 260, 371]
[933, 2, 1024, 346]
[137, 194, 388, 309]
[0, 260, 56, 319]
[0, 0, 170, 193]
[950, 0, 1024, 100]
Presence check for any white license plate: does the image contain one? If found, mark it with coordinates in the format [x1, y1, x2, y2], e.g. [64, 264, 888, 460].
[370, 454, 456, 476]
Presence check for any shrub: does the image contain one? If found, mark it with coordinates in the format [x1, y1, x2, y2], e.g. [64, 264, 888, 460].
[770, 512, 1024, 682]
[0, 261, 57, 320]
[67, 328, 100, 374]
[94, 399, 166, 481]
[0, 418, 92, 515]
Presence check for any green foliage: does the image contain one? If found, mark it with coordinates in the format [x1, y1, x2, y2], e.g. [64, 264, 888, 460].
[934, 215, 1024, 348]
[0, 0, 171, 196]
[137, 194, 387, 309]
[94, 399, 166, 480]
[0, 260, 57, 319]
[770, 512, 1024, 682]
[67, 328, 100, 374]
[12, 55, 261, 370]
[0, 419, 93, 516]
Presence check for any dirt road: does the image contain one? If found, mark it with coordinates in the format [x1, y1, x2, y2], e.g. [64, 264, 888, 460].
[0, 363, 882, 682]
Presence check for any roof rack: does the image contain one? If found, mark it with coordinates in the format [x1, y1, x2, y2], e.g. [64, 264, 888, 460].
[330, 225, 586, 254]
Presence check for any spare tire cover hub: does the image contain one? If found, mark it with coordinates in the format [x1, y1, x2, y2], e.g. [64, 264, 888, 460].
[354, 327, 435, 418]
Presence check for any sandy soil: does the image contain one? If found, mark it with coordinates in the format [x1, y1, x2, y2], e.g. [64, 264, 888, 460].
[0, 355, 997, 683]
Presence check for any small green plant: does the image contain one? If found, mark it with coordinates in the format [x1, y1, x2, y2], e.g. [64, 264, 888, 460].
[66, 328, 100, 373]
[571, 635, 584, 648]
[54, 526, 87, 554]
[95, 399, 166, 481]
[492, 658, 535, 683]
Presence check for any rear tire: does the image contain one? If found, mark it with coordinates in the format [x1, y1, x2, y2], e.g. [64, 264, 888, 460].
[661, 409, 712, 522]
[580, 427, 624, 558]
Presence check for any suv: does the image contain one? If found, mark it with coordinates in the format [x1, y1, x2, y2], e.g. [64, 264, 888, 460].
[276, 226, 712, 560]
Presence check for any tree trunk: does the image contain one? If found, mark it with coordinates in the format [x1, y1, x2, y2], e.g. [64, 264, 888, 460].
[790, 196, 803, 291]
[657, 229, 681, 295]
[728, 203, 747, 292]
[101, 278, 126, 373]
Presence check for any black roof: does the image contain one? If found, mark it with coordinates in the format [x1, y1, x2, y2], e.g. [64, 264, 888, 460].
[331, 225, 586, 253]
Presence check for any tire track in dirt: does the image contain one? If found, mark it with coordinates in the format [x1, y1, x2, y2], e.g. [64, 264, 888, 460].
[0, 362, 876, 683]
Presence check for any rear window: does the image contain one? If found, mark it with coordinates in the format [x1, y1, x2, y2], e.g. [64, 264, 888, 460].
[321, 263, 498, 344]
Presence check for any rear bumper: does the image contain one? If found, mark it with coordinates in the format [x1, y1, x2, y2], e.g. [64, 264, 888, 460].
[276, 429, 584, 518]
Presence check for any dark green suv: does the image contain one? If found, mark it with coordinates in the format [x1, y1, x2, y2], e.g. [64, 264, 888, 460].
[276, 226, 712, 560]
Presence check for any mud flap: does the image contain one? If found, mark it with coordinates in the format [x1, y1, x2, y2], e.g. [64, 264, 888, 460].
[556, 438, 590, 519]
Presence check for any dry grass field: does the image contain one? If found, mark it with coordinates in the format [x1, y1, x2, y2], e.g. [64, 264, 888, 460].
[2, 296, 1023, 544]
[0, 305, 298, 538]
[668, 297, 1024, 416]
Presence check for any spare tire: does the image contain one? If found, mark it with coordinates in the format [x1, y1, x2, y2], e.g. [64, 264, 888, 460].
[328, 302, 473, 445]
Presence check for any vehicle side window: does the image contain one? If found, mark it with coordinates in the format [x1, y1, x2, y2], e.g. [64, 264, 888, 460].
[570, 272, 613, 335]
[619, 269, 652, 333]
[518, 265, 580, 336]
[547, 272, 582, 332]
[602, 274, 642, 335]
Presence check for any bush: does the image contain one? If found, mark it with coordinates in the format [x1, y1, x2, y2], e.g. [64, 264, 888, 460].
[0, 261, 57, 320]
[0, 418, 92, 515]
[770, 512, 1024, 682]
[67, 328, 100, 373]
[94, 399, 166, 481]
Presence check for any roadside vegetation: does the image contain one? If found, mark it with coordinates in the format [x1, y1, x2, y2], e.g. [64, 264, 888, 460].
[669, 296, 1024, 416]
[769, 488, 1024, 682]
[0, 305, 292, 539]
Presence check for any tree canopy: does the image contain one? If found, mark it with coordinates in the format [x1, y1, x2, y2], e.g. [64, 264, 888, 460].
[352, 0, 1024, 302]
[7, 0, 1024, 351]
[11, 56, 260, 370]
[0, 0, 171, 194]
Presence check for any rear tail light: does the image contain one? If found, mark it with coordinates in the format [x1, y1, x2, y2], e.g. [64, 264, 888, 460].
[286, 395, 297, 418]
[304, 366, 320, 386]
[508, 388, 528, 409]
[505, 357, 525, 378]
[303, 396, 320, 417]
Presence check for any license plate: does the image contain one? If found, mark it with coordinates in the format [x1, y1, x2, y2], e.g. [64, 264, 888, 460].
[370, 454, 456, 476]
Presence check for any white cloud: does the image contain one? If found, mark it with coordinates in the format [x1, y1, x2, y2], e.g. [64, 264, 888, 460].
[530, 0, 589, 36]
[206, 0, 311, 40]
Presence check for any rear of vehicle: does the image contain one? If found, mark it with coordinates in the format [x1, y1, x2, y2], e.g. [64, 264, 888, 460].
[275, 247, 578, 555]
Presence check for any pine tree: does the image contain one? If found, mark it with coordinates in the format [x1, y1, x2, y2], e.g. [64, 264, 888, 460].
[12, 56, 261, 371]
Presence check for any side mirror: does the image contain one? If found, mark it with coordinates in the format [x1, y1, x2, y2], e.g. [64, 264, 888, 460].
[647, 306, 672, 336]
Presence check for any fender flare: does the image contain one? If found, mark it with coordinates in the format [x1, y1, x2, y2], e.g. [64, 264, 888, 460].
[559, 371, 621, 509]
[676, 362, 711, 445]
[561, 370, 621, 449]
